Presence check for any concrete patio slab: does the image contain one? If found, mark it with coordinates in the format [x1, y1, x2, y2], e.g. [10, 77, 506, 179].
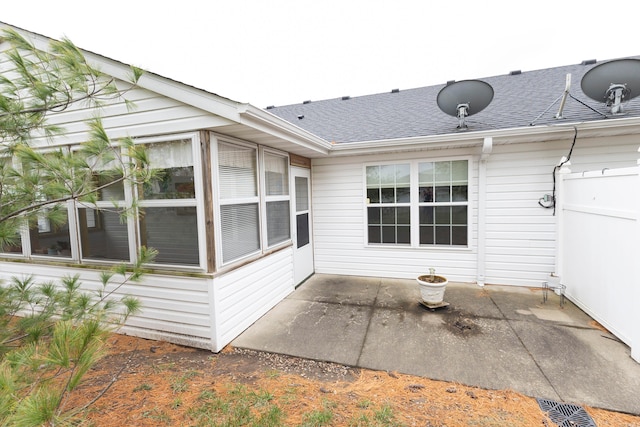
[232, 274, 640, 415]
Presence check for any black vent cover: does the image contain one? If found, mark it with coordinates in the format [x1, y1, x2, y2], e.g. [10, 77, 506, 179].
[536, 398, 596, 427]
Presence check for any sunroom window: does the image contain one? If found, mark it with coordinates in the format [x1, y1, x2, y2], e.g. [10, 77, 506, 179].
[218, 141, 260, 263]
[1, 134, 205, 269]
[138, 139, 200, 265]
[264, 151, 290, 247]
[79, 167, 130, 262]
[216, 140, 292, 265]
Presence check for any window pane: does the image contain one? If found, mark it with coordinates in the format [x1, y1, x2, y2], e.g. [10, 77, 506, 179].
[296, 213, 310, 248]
[265, 153, 289, 196]
[396, 164, 410, 185]
[396, 186, 410, 203]
[452, 206, 467, 224]
[452, 226, 468, 245]
[381, 207, 396, 224]
[368, 226, 381, 243]
[367, 188, 380, 203]
[0, 230, 23, 254]
[435, 186, 450, 202]
[418, 162, 434, 184]
[267, 200, 290, 247]
[95, 172, 125, 201]
[397, 226, 410, 244]
[452, 185, 468, 202]
[380, 165, 395, 186]
[143, 167, 195, 200]
[30, 206, 71, 257]
[366, 165, 380, 187]
[80, 208, 130, 261]
[381, 188, 395, 203]
[140, 207, 199, 265]
[420, 226, 434, 244]
[435, 162, 451, 183]
[419, 206, 434, 225]
[144, 139, 195, 200]
[368, 207, 381, 225]
[221, 203, 260, 263]
[295, 177, 309, 212]
[219, 143, 257, 199]
[382, 226, 396, 243]
[419, 186, 434, 202]
[435, 226, 451, 244]
[435, 206, 450, 224]
[451, 160, 468, 182]
[397, 207, 410, 224]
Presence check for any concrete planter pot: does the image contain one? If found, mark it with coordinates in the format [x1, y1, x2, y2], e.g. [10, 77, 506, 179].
[417, 274, 448, 306]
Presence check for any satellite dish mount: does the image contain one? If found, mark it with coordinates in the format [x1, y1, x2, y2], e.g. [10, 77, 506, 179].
[605, 84, 630, 114]
[456, 103, 470, 129]
[437, 80, 494, 130]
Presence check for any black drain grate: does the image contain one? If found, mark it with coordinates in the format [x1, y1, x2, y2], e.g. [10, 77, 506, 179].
[536, 398, 597, 427]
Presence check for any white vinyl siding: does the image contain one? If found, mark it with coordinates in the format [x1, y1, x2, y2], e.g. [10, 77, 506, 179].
[215, 248, 294, 348]
[483, 135, 640, 286]
[0, 262, 215, 350]
[313, 151, 478, 282]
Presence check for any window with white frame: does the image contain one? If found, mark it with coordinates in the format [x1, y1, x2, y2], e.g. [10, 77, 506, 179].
[218, 141, 261, 263]
[418, 160, 468, 246]
[366, 159, 469, 247]
[216, 140, 291, 265]
[1, 134, 205, 269]
[78, 157, 129, 262]
[263, 151, 290, 247]
[138, 138, 200, 265]
[366, 163, 411, 244]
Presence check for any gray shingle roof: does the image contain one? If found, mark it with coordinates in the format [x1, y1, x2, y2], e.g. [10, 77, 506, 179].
[267, 57, 640, 143]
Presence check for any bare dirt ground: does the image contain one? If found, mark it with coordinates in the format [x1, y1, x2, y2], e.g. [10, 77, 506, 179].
[66, 334, 640, 426]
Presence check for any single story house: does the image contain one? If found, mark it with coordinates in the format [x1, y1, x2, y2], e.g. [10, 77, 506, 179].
[1, 22, 639, 355]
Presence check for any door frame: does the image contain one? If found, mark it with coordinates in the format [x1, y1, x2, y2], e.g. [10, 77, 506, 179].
[291, 166, 314, 285]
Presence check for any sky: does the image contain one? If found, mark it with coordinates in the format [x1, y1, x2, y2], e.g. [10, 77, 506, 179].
[3, 1, 639, 108]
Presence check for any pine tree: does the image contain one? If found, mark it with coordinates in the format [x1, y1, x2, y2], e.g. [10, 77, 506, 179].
[0, 28, 154, 426]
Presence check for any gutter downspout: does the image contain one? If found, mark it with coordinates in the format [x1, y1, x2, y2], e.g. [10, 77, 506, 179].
[477, 136, 493, 286]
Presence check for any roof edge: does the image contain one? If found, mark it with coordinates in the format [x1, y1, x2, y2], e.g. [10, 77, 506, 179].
[327, 117, 640, 157]
[238, 105, 332, 155]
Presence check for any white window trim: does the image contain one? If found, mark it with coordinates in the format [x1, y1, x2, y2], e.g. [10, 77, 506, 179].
[212, 136, 261, 267]
[2, 132, 208, 271]
[212, 135, 294, 269]
[134, 132, 207, 271]
[363, 156, 472, 250]
[260, 146, 292, 250]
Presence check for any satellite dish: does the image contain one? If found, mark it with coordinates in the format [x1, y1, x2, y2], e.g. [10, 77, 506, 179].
[581, 59, 640, 115]
[437, 80, 494, 129]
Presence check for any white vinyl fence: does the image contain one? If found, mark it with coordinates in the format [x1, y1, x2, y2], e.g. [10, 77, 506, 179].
[557, 165, 640, 362]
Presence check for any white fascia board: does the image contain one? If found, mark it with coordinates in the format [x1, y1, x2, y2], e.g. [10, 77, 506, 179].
[238, 105, 332, 156]
[328, 117, 640, 157]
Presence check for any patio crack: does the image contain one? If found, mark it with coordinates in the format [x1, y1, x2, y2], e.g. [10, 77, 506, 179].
[354, 280, 380, 367]
[488, 292, 563, 401]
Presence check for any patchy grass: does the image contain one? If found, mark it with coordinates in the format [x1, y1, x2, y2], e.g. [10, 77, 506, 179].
[64, 334, 640, 427]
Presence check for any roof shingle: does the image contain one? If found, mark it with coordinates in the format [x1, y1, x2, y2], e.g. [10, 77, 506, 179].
[267, 57, 640, 143]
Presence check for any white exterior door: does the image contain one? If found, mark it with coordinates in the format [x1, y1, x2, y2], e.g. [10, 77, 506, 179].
[292, 167, 314, 285]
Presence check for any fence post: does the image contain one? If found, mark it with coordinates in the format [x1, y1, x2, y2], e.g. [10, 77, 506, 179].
[633, 150, 640, 362]
[554, 160, 571, 286]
